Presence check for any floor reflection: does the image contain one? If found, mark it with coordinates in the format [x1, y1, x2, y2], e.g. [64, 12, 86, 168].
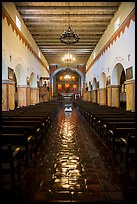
[53, 108, 82, 193]
[10, 106, 135, 202]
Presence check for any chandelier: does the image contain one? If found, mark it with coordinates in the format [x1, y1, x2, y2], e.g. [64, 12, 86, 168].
[60, 26, 80, 45]
[60, 3, 80, 45]
[62, 52, 75, 63]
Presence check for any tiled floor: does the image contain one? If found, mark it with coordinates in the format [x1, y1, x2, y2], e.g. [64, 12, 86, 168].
[2, 105, 135, 203]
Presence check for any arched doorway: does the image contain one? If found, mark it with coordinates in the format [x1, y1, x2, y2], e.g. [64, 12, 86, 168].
[99, 72, 107, 105]
[52, 68, 82, 101]
[15, 63, 26, 107]
[92, 77, 98, 103]
[120, 69, 126, 109]
[50, 67, 84, 99]
[30, 72, 40, 104]
[13, 72, 18, 108]
[111, 63, 125, 108]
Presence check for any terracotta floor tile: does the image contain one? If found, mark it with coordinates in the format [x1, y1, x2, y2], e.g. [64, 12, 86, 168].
[2, 107, 135, 203]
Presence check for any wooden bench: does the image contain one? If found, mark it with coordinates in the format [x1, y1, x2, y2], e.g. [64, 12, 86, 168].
[107, 127, 135, 157]
[93, 115, 135, 131]
[1, 144, 22, 192]
[100, 121, 135, 143]
[1, 133, 34, 166]
[2, 120, 46, 140]
[119, 134, 135, 174]
[2, 125, 42, 153]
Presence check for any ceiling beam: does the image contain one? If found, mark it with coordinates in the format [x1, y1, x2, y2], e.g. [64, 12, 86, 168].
[21, 14, 114, 19]
[24, 19, 110, 24]
[16, 6, 119, 11]
[35, 39, 99, 42]
[37, 42, 97, 46]
[28, 27, 106, 31]
[33, 35, 101, 39]
[39, 46, 95, 49]
[30, 31, 104, 34]
[41, 49, 93, 52]
[25, 21, 108, 28]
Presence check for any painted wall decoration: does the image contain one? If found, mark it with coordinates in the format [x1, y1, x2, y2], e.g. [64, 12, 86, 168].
[126, 67, 133, 80]
[8, 67, 14, 80]
[27, 77, 30, 86]
[106, 76, 111, 86]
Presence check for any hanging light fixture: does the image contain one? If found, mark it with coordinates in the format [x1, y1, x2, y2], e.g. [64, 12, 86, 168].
[62, 52, 75, 63]
[60, 26, 80, 45]
[60, 3, 80, 45]
[60, 3, 79, 64]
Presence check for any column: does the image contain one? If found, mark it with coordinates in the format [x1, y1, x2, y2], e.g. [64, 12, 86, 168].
[87, 91, 91, 101]
[82, 82, 86, 99]
[91, 90, 97, 103]
[97, 88, 100, 104]
[31, 88, 39, 105]
[2, 80, 15, 111]
[49, 82, 53, 99]
[107, 85, 112, 106]
[125, 79, 135, 112]
[111, 85, 120, 108]
[17, 85, 27, 107]
[99, 88, 107, 105]
[26, 87, 31, 106]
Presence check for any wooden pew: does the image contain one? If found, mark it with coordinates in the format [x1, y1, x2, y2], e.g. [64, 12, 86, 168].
[1, 144, 22, 192]
[1, 125, 41, 153]
[2, 116, 47, 135]
[100, 121, 135, 143]
[107, 127, 135, 157]
[119, 134, 135, 174]
[1, 133, 33, 166]
[2, 120, 46, 140]
[93, 114, 135, 131]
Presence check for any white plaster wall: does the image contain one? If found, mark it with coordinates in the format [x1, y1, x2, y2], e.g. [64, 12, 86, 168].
[2, 3, 50, 86]
[2, 17, 49, 86]
[2, 2, 49, 69]
[86, 2, 135, 68]
[86, 19, 135, 85]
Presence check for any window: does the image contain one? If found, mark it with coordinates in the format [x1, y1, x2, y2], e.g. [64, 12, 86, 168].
[65, 83, 70, 89]
[58, 84, 62, 91]
[38, 51, 41, 58]
[72, 76, 75, 81]
[73, 84, 77, 91]
[16, 16, 21, 31]
[93, 52, 96, 59]
[114, 17, 120, 31]
[60, 76, 63, 81]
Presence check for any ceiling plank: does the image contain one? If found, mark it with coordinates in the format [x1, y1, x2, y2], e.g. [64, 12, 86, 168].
[21, 14, 114, 19]
[16, 6, 119, 12]
[14, 2, 121, 68]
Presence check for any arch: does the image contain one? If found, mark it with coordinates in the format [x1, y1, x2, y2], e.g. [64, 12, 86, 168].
[120, 69, 126, 109]
[14, 72, 18, 108]
[30, 72, 37, 88]
[50, 67, 85, 83]
[99, 72, 107, 88]
[89, 81, 92, 91]
[14, 63, 26, 85]
[111, 63, 124, 85]
[92, 77, 97, 90]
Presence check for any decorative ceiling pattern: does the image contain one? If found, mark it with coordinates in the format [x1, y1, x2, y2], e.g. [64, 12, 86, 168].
[14, 2, 121, 69]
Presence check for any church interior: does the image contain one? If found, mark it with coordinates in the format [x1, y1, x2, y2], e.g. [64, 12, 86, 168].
[2, 2, 135, 203]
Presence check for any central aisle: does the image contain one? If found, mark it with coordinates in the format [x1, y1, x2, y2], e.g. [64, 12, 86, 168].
[19, 106, 134, 202]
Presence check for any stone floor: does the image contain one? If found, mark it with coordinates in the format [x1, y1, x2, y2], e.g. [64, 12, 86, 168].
[2, 105, 136, 203]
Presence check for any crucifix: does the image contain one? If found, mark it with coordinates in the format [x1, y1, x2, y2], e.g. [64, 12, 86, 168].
[9, 55, 12, 62]
[128, 54, 130, 61]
